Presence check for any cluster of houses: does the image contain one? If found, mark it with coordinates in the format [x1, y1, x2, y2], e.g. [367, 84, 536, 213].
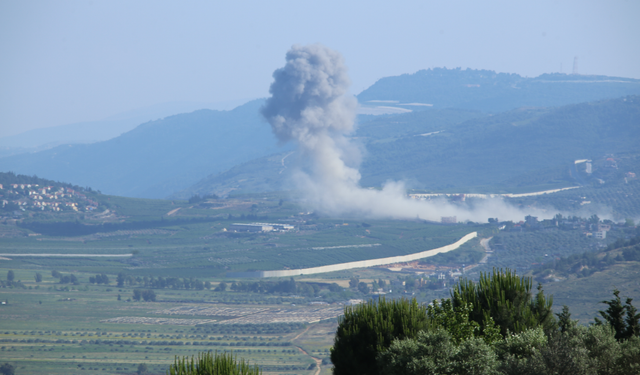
[0, 183, 98, 213]
[503, 214, 614, 240]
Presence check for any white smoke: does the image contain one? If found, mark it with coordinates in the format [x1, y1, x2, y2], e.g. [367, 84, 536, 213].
[261, 44, 554, 222]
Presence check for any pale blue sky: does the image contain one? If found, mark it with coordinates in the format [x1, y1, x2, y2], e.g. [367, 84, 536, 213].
[1, 0, 638, 138]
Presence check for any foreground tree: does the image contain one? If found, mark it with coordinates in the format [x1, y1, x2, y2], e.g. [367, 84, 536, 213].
[596, 289, 640, 341]
[331, 297, 430, 375]
[168, 351, 261, 375]
[452, 268, 555, 336]
[377, 329, 498, 375]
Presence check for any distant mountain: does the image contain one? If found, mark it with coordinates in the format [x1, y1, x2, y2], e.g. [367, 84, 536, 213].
[0, 100, 285, 199]
[357, 68, 640, 113]
[174, 96, 640, 197]
[0, 99, 251, 157]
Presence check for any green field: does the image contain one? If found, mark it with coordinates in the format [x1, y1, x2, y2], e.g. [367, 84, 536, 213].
[2, 188, 640, 374]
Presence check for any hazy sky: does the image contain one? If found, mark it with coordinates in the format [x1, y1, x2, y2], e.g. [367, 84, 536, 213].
[1, 0, 638, 138]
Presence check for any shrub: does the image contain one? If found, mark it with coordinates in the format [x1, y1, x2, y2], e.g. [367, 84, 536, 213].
[167, 351, 261, 375]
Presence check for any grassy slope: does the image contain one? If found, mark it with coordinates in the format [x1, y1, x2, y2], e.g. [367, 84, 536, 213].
[542, 261, 640, 324]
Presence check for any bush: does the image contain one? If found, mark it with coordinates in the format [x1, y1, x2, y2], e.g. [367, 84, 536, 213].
[167, 351, 261, 375]
[377, 329, 498, 375]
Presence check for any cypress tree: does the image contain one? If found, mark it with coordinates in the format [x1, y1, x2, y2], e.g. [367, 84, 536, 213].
[331, 297, 430, 375]
[452, 268, 555, 336]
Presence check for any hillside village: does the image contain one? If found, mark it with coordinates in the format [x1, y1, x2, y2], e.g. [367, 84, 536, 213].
[0, 181, 99, 214]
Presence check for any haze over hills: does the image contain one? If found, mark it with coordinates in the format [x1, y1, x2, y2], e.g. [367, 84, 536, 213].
[0, 99, 251, 158]
[175, 96, 640, 202]
[2, 69, 640, 201]
[0, 100, 285, 198]
[358, 68, 640, 113]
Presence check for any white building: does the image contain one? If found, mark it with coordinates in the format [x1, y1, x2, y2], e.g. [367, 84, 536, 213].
[229, 223, 274, 232]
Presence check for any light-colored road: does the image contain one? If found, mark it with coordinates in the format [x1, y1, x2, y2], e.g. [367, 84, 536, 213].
[292, 326, 323, 375]
[479, 237, 493, 264]
[166, 207, 181, 216]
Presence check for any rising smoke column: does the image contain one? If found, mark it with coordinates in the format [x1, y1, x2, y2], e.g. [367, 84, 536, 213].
[261, 44, 552, 222]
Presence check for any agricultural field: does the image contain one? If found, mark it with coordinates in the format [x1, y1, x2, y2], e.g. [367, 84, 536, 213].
[0, 191, 487, 374]
[2, 187, 640, 374]
[0, 270, 341, 375]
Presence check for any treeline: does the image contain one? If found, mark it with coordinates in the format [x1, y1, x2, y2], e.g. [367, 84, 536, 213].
[51, 270, 78, 284]
[194, 323, 305, 335]
[18, 216, 220, 237]
[116, 273, 211, 291]
[229, 278, 342, 297]
[330, 268, 640, 375]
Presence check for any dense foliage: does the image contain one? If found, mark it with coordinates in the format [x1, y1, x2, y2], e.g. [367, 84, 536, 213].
[167, 351, 261, 375]
[452, 268, 555, 336]
[330, 297, 431, 375]
[330, 269, 640, 374]
[596, 289, 640, 341]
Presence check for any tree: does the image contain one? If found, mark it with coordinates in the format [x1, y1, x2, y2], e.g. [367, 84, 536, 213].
[142, 289, 156, 302]
[51, 270, 61, 279]
[117, 272, 125, 287]
[377, 329, 498, 375]
[331, 297, 430, 375]
[349, 277, 359, 289]
[427, 298, 495, 345]
[136, 363, 148, 374]
[357, 282, 370, 294]
[168, 351, 261, 375]
[35, 273, 42, 283]
[132, 289, 142, 301]
[0, 363, 15, 375]
[556, 305, 577, 333]
[452, 268, 555, 336]
[596, 289, 640, 341]
[215, 282, 227, 292]
[195, 280, 204, 290]
[6, 271, 14, 282]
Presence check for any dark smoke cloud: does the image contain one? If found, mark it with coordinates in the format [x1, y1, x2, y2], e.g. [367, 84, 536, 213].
[262, 44, 558, 222]
[261, 44, 356, 143]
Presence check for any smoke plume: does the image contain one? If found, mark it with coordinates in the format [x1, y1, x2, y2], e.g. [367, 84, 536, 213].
[261, 44, 553, 222]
